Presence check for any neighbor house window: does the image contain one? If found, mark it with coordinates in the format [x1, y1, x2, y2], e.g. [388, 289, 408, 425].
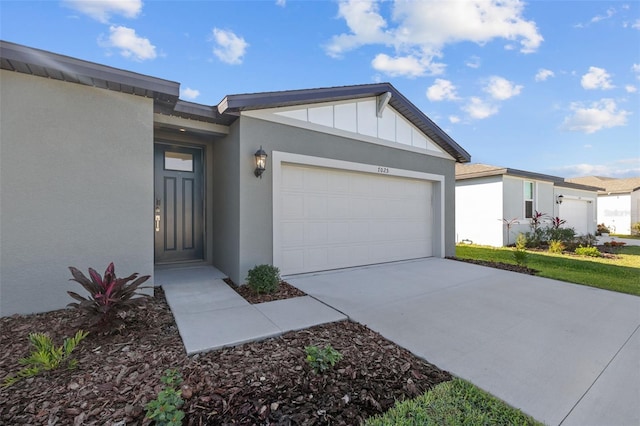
[524, 181, 534, 218]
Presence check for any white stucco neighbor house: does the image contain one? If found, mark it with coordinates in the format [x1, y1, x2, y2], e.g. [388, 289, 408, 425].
[566, 176, 640, 235]
[0, 41, 471, 315]
[455, 163, 599, 247]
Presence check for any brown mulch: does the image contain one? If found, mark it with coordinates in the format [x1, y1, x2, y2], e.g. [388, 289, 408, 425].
[447, 256, 539, 275]
[0, 288, 451, 425]
[224, 279, 307, 304]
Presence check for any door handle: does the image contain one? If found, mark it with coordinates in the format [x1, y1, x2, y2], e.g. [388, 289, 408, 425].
[155, 214, 161, 232]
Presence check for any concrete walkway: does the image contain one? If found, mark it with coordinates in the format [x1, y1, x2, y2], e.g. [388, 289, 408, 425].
[154, 265, 346, 355]
[288, 258, 640, 426]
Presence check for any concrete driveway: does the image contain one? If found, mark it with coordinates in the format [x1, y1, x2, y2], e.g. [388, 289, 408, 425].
[287, 258, 640, 426]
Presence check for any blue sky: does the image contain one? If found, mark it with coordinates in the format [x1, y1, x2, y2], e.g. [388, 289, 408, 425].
[1, 0, 639, 178]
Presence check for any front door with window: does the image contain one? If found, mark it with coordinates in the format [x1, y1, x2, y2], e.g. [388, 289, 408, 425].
[154, 144, 204, 263]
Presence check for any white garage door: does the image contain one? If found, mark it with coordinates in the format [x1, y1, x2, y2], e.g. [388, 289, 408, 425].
[277, 163, 433, 275]
[560, 199, 589, 235]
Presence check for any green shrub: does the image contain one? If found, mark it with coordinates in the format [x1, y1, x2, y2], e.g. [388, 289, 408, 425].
[544, 227, 576, 243]
[513, 234, 529, 266]
[575, 246, 601, 257]
[246, 264, 281, 294]
[68, 262, 150, 331]
[305, 345, 343, 374]
[548, 240, 565, 254]
[145, 369, 185, 426]
[573, 234, 597, 248]
[2, 330, 88, 388]
[631, 222, 640, 236]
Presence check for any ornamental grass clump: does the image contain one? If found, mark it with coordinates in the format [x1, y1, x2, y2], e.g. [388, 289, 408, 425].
[68, 262, 150, 331]
[246, 264, 281, 294]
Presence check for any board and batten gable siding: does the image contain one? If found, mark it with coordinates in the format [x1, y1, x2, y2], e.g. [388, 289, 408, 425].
[455, 176, 504, 246]
[228, 114, 454, 285]
[0, 70, 154, 315]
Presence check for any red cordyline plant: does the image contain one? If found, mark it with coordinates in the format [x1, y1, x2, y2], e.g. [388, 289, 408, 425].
[550, 217, 567, 230]
[68, 263, 150, 330]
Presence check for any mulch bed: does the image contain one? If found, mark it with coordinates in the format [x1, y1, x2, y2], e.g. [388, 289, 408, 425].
[447, 256, 538, 275]
[1, 288, 451, 425]
[224, 279, 307, 304]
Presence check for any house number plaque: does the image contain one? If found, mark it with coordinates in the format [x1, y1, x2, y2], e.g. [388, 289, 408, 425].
[377, 166, 390, 174]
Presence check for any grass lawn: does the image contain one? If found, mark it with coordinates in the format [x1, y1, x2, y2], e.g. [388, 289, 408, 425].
[456, 244, 640, 296]
[365, 378, 542, 426]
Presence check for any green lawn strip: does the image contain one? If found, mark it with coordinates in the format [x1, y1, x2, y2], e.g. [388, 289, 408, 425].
[610, 234, 640, 240]
[455, 245, 640, 296]
[365, 378, 542, 426]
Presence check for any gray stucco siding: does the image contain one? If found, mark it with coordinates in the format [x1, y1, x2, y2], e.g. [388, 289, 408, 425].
[0, 70, 154, 315]
[211, 121, 241, 282]
[234, 115, 456, 283]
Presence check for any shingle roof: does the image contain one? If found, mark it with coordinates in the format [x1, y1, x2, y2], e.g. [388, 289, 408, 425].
[456, 163, 600, 191]
[567, 176, 640, 194]
[1, 40, 471, 162]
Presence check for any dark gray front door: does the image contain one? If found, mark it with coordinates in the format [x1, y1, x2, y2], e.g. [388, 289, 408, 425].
[154, 144, 204, 263]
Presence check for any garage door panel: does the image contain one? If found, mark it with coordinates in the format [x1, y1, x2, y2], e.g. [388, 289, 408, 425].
[278, 164, 433, 274]
[304, 195, 328, 219]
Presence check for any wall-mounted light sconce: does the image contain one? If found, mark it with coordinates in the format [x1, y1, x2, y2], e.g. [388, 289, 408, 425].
[556, 194, 564, 204]
[254, 146, 267, 178]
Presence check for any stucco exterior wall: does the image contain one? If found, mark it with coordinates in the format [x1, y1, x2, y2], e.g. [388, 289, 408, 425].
[0, 70, 154, 315]
[455, 176, 504, 246]
[631, 190, 640, 234]
[599, 194, 632, 235]
[229, 115, 456, 284]
[211, 122, 241, 281]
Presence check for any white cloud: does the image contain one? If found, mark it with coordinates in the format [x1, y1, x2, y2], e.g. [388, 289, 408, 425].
[625, 85, 638, 93]
[325, 0, 391, 58]
[326, 0, 542, 76]
[180, 87, 200, 100]
[590, 7, 616, 23]
[562, 99, 630, 133]
[581, 66, 614, 90]
[633, 64, 640, 79]
[556, 160, 640, 178]
[63, 0, 142, 23]
[633, 19, 640, 29]
[101, 25, 156, 61]
[465, 56, 481, 69]
[371, 54, 442, 77]
[462, 97, 499, 119]
[484, 76, 523, 100]
[449, 115, 461, 124]
[535, 68, 554, 82]
[211, 28, 248, 65]
[426, 79, 459, 101]
[276, 0, 286, 6]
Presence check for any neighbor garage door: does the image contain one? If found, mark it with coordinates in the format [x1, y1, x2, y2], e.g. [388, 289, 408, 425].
[560, 199, 590, 235]
[277, 163, 433, 274]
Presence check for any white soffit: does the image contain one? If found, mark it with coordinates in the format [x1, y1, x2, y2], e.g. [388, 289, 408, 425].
[243, 98, 451, 158]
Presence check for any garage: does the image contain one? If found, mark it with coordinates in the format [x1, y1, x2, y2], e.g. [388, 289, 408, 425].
[276, 162, 433, 275]
[559, 198, 591, 235]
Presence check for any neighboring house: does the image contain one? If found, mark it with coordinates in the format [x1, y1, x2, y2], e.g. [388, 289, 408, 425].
[566, 176, 640, 235]
[455, 164, 599, 247]
[0, 41, 470, 315]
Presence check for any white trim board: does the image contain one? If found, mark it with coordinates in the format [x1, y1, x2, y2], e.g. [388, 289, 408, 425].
[272, 151, 446, 273]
